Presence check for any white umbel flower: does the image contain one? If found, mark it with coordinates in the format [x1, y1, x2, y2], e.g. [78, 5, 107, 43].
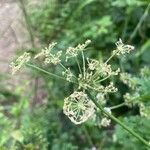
[10, 52, 31, 75]
[87, 58, 99, 71]
[113, 38, 134, 55]
[66, 40, 91, 61]
[96, 93, 106, 105]
[101, 117, 111, 127]
[62, 68, 74, 82]
[63, 91, 95, 124]
[34, 42, 62, 65]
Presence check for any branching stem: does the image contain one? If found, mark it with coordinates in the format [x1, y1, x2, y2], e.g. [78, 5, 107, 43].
[26, 63, 150, 148]
[87, 91, 150, 148]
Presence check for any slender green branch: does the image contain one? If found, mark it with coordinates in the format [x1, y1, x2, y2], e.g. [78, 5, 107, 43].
[86, 91, 150, 148]
[110, 102, 126, 110]
[26, 63, 77, 85]
[18, 0, 35, 47]
[83, 125, 94, 147]
[110, 98, 138, 110]
[59, 62, 68, 70]
[95, 75, 111, 83]
[129, 3, 150, 42]
[81, 51, 86, 79]
[75, 57, 82, 74]
[105, 50, 118, 64]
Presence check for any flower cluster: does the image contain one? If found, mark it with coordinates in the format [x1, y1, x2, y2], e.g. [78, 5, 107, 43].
[96, 93, 106, 105]
[66, 40, 91, 61]
[62, 68, 74, 82]
[63, 91, 95, 124]
[99, 63, 120, 77]
[87, 58, 99, 71]
[100, 117, 111, 127]
[104, 82, 118, 93]
[123, 92, 139, 107]
[113, 38, 134, 55]
[34, 42, 62, 65]
[10, 52, 31, 75]
[121, 67, 150, 119]
[11, 38, 135, 125]
[120, 73, 138, 89]
[139, 103, 150, 119]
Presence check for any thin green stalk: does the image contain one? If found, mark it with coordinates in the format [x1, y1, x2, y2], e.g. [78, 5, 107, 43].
[95, 75, 111, 83]
[59, 62, 68, 70]
[105, 50, 118, 64]
[129, 3, 150, 42]
[81, 51, 86, 79]
[110, 98, 138, 110]
[27, 63, 77, 85]
[18, 0, 35, 47]
[59, 62, 78, 80]
[86, 91, 150, 148]
[110, 102, 126, 110]
[75, 57, 82, 74]
[83, 125, 94, 147]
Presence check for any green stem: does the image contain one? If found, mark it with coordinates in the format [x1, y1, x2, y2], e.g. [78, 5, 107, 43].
[27, 63, 77, 85]
[59, 62, 68, 70]
[105, 50, 118, 64]
[129, 3, 150, 42]
[110, 102, 126, 110]
[75, 57, 82, 74]
[95, 75, 111, 83]
[83, 125, 94, 147]
[81, 51, 86, 79]
[86, 91, 150, 148]
[18, 0, 35, 47]
[110, 98, 138, 110]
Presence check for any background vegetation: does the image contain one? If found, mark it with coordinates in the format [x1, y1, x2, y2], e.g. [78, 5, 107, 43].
[0, 0, 150, 149]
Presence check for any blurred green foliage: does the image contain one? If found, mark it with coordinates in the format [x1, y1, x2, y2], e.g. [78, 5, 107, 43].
[0, 0, 150, 149]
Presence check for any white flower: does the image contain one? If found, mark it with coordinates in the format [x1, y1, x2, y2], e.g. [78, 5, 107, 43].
[100, 63, 112, 76]
[114, 38, 134, 55]
[96, 93, 106, 105]
[139, 103, 150, 118]
[87, 58, 99, 71]
[63, 91, 95, 124]
[104, 82, 118, 93]
[34, 42, 62, 65]
[66, 40, 91, 61]
[104, 107, 112, 114]
[62, 68, 74, 82]
[77, 39, 91, 51]
[66, 47, 78, 60]
[34, 42, 57, 59]
[10, 52, 31, 75]
[101, 117, 111, 127]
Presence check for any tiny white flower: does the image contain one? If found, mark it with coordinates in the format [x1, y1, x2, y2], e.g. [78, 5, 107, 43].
[87, 58, 99, 71]
[114, 38, 134, 55]
[34, 42, 61, 65]
[104, 82, 118, 93]
[104, 107, 112, 114]
[96, 93, 106, 105]
[10, 52, 31, 75]
[101, 117, 111, 127]
[66, 40, 91, 61]
[62, 68, 74, 82]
